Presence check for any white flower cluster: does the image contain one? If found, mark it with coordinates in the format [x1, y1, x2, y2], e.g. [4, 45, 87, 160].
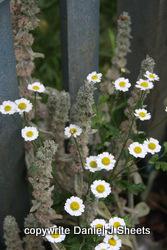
[85, 152, 116, 172]
[92, 216, 125, 250]
[0, 98, 33, 115]
[113, 71, 159, 92]
[129, 138, 161, 158]
[0, 81, 46, 142]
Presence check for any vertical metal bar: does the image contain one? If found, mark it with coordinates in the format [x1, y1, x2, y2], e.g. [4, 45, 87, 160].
[0, 0, 29, 246]
[60, 0, 100, 103]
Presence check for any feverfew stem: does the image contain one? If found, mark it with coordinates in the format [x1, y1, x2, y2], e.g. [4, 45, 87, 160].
[34, 92, 37, 124]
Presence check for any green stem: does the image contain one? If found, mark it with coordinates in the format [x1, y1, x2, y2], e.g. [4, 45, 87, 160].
[113, 118, 135, 173]
[34, 92, 37, 124]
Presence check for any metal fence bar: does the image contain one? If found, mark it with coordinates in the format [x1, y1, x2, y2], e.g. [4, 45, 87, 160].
[0, 0, 29, 246]
[60, 0, 100, 103]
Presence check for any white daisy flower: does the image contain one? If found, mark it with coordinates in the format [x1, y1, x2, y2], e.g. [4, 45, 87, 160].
[15, 98, 33, 114]
[144, 138, 161, 155]
[45, 226, 66, 243]
[128, 142, 147, 158]
[87, 71, 102, 83]
[21, 126, 39, 141]
[136, 79, 154, 90]
[85, 156, 100, 172]
[97, 152, 116, 171]
[145, 71, 159, 81]
[109, 217, 125, 231]
[90, 219, 107, 236]
[64, 196, 85, 216]
[28, 81, 45, 93]
[104, 235, 122, 250]
[90, 218, 107, 229]
[134, 108, 151, 121]
[113, 77, 131, 92]
[165, 107, 167, 112]
[64, 124, 82, 138]
[95, 242, 111, 250]
[91, 180, 111, 198]
[0, 101, 16, 115]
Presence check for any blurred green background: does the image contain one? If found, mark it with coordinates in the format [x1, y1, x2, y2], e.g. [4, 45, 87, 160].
[33, 0, 117, 89]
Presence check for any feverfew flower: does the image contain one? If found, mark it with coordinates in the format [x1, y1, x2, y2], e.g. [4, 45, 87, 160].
[0, 101, 16, 115]
[97, 152, 116, 171]
[64, 124, 82, 138]
[136, 79, 153, 90]
[21, 126, 39, 141]
[134, 108, 151, 121]
[145, 71, 159, 81]
[85, 156, 100, 172]
[90, 219, 107, 236]
[90, 219, 107, 229]
[95, 243, 110, 250]
[87, 71, 102, 83]
[91, 180, 111, 198]
[64, 196, 85, 216]
[45, 226, 66, 243]
[104, 235, 122, 250]
[15, 98, 32, 114]
[109, 217, 125, 231]
[144, 138, 161, 155]
[128, 142, 147, 158]
[114, 77, 131, 92]
[28, 81, 45, 93]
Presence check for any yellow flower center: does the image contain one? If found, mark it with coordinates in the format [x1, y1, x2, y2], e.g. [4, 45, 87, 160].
[70, 128, 77, 134]
[90, 161, 97, 168]
[108, 238, 117, 246]
[18, 102, 27, 110]
[51, 233, 60, 239]
[4, 105, 12, 112]
[113, 222, 121, 228]
[91, 75, 98, 80]
[26, 131, 34, 138]
[95, 224, 103, 229]
[33, 85, 40, 91]
[96, 184, 105, 193]
[134, 146, 142, 154]
[139, 112, 146, 117]
[70, 201, 80, 211]
[119, 81, 126, 87]
[101, 157, 110, 166]
[149, 73, 155, 79]
[148, 142, 156, 150]
[140, 81, 149, 88]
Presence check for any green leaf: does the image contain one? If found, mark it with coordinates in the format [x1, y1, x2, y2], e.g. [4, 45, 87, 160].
[149, 154, 159, 164]
[163, 142, 167, 153]
[117, 180, 145, 195]
[155, 161, 167, 171]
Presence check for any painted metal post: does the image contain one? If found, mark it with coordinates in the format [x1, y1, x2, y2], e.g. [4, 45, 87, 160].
[118, 0, 167, 141]
[0, 0, 29, 247]
[60, 0, 100, 103]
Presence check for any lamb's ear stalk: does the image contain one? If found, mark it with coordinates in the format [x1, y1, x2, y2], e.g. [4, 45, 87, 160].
[73, 137, 84, 169]
[3, 216, 24, 250]
[100, 12, 132, 95]
[70, 80, 98, 221]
